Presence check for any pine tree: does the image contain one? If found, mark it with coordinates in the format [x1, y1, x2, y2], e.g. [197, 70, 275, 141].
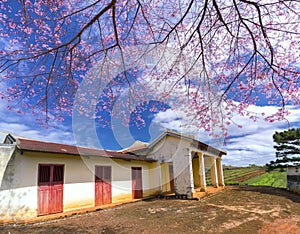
[267, 129, 300, 170]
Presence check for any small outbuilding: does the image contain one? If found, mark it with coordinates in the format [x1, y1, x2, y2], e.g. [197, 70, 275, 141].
[287, 166, 300, 194]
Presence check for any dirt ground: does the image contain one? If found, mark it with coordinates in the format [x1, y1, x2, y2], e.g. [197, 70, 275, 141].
[1, 186, 300, 234]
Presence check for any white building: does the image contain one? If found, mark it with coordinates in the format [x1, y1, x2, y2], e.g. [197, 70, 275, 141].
[0, 130, 226, 222]
[123, 130, 226, 196]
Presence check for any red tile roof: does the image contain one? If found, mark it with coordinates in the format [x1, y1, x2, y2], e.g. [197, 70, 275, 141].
[16, 138, 156, 162]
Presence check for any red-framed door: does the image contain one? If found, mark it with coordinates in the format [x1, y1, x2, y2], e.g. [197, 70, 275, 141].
[169, 164, 175, 192]
[132, 167, 143, 199]
[95, 166, 112, 206]
[38, 164, 64, 215]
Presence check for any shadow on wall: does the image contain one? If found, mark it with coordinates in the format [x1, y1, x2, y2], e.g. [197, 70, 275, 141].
[0, 149, 36, 222]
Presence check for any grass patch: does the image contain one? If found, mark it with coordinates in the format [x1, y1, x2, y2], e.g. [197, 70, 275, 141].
[241, 170, 286, 188]
[205, 166, 286, 188]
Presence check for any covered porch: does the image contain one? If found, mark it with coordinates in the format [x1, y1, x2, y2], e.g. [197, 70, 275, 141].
[191, 151, 225, 197]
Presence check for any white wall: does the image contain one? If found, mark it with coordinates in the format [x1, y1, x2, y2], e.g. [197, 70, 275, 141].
[0, 150, 38, 221]
[148, 136, 193, 196]
[0, 151, 159, 222]
[287, 167, 300, 176]
[287, 167, 300, 195]
[0, 145, 15, 189]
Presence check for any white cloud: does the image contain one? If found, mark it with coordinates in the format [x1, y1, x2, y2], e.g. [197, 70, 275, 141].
[152, 108, 225, 149]
[153, 109, 183, 130]
[0, 99, 74, 145]
[153, 104, 300, 166]
[224, 105, 300, 166]
[223, 129, 277, 166]
[1, 80, 299, 167]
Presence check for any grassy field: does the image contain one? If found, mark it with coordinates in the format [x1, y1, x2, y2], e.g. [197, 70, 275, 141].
[206, 166, 286, 188]
[241, 170, 286, 188]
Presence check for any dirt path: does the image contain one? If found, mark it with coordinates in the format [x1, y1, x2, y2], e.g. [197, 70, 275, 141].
[1, 186, 300, 234]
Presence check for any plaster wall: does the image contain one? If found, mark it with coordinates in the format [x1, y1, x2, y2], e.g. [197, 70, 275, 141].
[0, 151, 159, 222]
[192, 157, 200, 187]
[0, 145, 15, 189]
[148, 136, 193, 196]
[287, 167, 300, 176]
[287, 167, 300, 194]
[160, 163, 171, 192]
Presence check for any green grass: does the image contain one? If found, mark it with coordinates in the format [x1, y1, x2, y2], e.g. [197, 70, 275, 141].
[205, 166, 287, 188]
[206, 166, 264, 184]
[241, 170, 286, 188]
[225, 170, 263, 181]
[224, 168, 258, 179]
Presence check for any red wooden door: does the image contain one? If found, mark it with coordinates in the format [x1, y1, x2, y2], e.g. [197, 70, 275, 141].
[169, 164, 175, 192]
[95, 166, 112, 206]
[38, 164, 64, 215]
[132, 167, 143, 199]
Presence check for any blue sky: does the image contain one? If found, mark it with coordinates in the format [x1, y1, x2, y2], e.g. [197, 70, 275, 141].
[0, 46, 299, 166]
[1, 1, 300, 167]
[1, 91, 300, 166]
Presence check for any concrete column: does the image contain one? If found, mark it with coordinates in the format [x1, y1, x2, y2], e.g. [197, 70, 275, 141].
[216, 158, 225, 186]
[198, 152, 206, 192]
[210, 157, 219, 188]
[187, 149, 195, 198]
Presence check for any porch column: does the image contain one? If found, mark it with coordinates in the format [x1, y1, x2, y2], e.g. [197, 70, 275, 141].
[198, 152, 206, 192]
[216, 158, 225, 186]
[210, 157, 219, 188]
[187, 148, 195, 198]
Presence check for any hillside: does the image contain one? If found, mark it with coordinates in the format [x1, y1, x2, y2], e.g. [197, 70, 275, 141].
[205, 166, 286, 188]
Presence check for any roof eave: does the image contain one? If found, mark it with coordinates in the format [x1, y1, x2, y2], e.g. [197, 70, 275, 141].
[17, 148, 156, 162]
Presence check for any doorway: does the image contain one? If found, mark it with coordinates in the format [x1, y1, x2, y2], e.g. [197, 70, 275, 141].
[131, 167, 143, 199]
[95, 165, 112, 206]
[38, 164, 64, 215]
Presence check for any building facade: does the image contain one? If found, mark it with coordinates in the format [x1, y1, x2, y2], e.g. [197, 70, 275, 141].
[125, 130, 226, 197]
[0, 130, 226, 222]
